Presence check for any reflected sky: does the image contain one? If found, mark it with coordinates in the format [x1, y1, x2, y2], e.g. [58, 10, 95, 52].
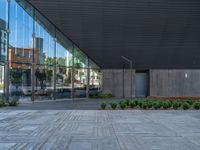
[0, 0, 98, 68]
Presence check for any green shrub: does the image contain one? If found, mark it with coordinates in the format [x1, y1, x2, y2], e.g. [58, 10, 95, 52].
[0, 94, 5, 101]
[138, 101, 143, 108]
[147, 101, 153, 109]
[134, 100, 138, 106]
[109, 102, 117, 110]
[142, 102, 148, 109]
[193, 102, 200, 110]
[172, 100, 181, 107]
[95, 92, 113, 99]
[185, 99, 193, 105]
[168, 101, 173, 107]
[162, 101, 170, 109]
[129, 101, 136, 108]
[125, 99, 130, 106]
[8, 97, 18, 106]
[119, 100, 125, 105]
[172, 101, 180, 109]
[182, 102, 190, 110]
[153, 101, 161, 109]
[119, 101, 126, 109]
[100, 102, 107, 110]
[0, 100, 5, 107]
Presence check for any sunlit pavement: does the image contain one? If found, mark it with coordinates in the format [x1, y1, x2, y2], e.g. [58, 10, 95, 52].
[0, 106, 200, 150]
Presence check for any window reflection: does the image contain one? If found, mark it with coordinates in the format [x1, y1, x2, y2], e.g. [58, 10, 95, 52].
[35, 65, 54, 99]
[55, 39, 73, 99]
[9, 0, 33, 100]
[9, 63, 32, 96]
[34, 12, 54, 100]
[89, 59, 101, 97]
[0, 0, 8, 96]
[55, 66, 72, 99]
[74, 46, 88, 98]
[0, 0, 101, 101]
[89, 69, 101, 97]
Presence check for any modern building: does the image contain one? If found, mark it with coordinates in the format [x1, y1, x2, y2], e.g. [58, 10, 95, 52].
[0, 0, 101, 101]
[0, 0, 200, 100]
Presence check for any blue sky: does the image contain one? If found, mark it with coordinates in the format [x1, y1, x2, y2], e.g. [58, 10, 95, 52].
[0, 0, 72, 59]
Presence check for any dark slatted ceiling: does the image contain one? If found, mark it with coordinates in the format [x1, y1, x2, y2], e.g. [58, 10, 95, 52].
[28, 0, 200, 69]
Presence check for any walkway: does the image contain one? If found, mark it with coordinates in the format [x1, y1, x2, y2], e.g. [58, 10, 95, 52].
[0, 108, 200, 149]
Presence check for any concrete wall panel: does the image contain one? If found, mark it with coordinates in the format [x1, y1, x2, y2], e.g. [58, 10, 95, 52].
[102, 69, 200, 97]
[102, 69, 135, 98]
[150, 69, 200, 96]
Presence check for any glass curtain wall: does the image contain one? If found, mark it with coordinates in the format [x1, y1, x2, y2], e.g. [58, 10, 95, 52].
[55, 30, 73, 99]
[89, 60, 101, 97]
[0, 0, 8, 95]
[74, 46, 88, 98]
[34, 11, 55, 100]
[9, 0, 33, 100]
[0, 0, 101, 101]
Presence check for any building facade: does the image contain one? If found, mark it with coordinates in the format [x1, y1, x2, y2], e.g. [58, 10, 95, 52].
[1, 0, 200, 100]
[102, 69, 200, 98]
[0, 0, 101, 101]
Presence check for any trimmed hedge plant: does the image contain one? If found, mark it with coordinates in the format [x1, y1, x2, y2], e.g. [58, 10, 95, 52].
[129, 101, 136, 108]
[172, 101, 180, 109]
[8, 97, 18, 106]
[193, 102, 200, 110]
[99, 98, 200, 110]
[119, 101, 126, 109]
[93, 92, 113, 99]
[182, 102, 190, 110]
[153, 101, 162, 109]
[110, 102, 117, 110]
[100, 102, 106, 110]
[0, 95, 18, 108]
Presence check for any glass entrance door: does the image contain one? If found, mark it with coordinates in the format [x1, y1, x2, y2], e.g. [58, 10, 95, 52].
[135, 72, 149, 97]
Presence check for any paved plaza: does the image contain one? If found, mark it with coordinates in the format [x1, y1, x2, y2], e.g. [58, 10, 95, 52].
[0, 103, 200, 150]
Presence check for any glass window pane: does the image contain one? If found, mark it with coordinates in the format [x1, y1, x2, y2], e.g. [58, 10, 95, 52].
[74, 68, 87, 98]
[0, 0, 8, 62]
[89, 69, 101, 96]
[35, 65, 54, 100]
[9, 0, 33, 100]
[89, 59, 99, 69]
[35, 13, 55, 66]
[56, 30, 73, 67]
[0, 0, 7, 95]
[55, 66, 72, 99]
[55, 30, 73, 99]
[34, 12, 55, 100]
[74, 46, 88, 68]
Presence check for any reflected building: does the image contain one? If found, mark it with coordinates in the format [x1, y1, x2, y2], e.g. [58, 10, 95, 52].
[8, 47, 38, 69]
[0, 19, 7, 92]
[0, 19, 7, 62]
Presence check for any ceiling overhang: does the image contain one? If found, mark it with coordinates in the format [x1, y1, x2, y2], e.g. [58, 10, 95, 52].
[29, 0, 200, 69]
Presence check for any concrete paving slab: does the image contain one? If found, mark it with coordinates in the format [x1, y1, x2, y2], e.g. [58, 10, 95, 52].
[0, 109, 199, 150]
